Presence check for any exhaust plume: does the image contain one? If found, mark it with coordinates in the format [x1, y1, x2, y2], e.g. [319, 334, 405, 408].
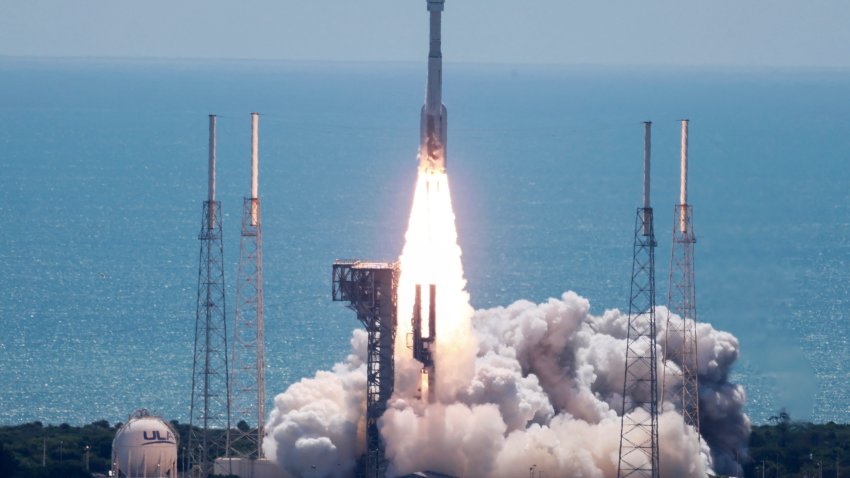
[266, 293, 749, 477]
[265, 170, 749, 477]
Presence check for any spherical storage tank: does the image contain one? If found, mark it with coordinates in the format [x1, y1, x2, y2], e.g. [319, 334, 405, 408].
[112, 409, 178, 477]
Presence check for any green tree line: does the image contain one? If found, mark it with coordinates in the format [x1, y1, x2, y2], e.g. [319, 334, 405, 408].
[0, 420, 252, 478]
[3, 414, 850, 477]
[745, 411, 850, 478]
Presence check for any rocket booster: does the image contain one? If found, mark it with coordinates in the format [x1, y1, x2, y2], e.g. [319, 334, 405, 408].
[420, 0, 447, 173]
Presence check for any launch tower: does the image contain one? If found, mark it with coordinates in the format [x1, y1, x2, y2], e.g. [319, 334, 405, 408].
[189, 115, 231, 477]
[663, 120, 700, 436]
[332, 260, 399, 478]
[230, 113, 267, 459]
[617, 122, 661, 478]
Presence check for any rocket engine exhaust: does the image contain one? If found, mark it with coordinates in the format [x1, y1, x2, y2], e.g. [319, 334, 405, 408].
[264, 18, 751, 474]
[261, 2, 747, 477]
[420, 0, 448, 174]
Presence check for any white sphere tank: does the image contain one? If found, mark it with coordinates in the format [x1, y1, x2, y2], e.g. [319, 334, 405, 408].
[112, 409, 178, 478]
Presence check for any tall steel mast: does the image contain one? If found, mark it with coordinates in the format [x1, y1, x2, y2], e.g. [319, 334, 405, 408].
[618, 121, 661, 478]
[230, 112, 267, 459]
[663, 119, 700, 436]
[189, 115, 231, 477]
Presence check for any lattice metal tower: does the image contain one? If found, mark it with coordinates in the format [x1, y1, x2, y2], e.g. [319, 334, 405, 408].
[332, 260, 399, 478]
[618, 121, 661, 478]
[189, 115, 231, 478]
[230, 112, 267, 459]
[663, 119, 700, 435]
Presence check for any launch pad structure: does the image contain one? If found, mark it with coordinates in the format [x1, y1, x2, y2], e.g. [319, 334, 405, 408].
[230, 112, 268, 460]
[617, 122, 661, 478]
[189, 115, 232, 478]
[332, 260, 400, 478]
[663, 120, 701, 436]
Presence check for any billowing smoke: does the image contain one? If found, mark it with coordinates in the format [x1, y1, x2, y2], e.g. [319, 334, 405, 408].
[263, 331, 369, 477]
[264, 171, 749, 477]
[265, 291, 749, 477]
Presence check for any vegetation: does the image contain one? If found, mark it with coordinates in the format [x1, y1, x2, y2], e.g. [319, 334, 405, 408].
[0, 421, 114, 477]
[0, 419, 256, 478]
[2, 413, 850, 477]
[745, 411, 850, 478]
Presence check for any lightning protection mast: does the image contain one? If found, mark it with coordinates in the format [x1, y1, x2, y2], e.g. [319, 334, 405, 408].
[230, 112, 267, 460]
[189, 115, 232, 478]
[663, 119, 700, 436]
[617, 122, 661, 478]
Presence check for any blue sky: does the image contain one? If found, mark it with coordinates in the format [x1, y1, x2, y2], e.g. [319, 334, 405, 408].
[1, 0, 849, 67]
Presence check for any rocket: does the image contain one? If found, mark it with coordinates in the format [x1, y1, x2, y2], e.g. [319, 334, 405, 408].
[419, 0, 448, 173]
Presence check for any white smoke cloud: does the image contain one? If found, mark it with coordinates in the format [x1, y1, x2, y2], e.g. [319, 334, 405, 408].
[264, 292, 750, 477]
[264, 330, 368, 478]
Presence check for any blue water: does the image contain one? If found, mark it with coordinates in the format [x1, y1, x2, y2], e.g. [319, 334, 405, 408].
[0, 58, 848, 426]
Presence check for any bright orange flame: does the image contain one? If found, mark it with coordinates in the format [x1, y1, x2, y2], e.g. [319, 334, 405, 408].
[419, 371, 429, 399]
[396, 169, 476, 402]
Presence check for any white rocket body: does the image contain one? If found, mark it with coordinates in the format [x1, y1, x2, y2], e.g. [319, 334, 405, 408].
[419, 0, 447, 173]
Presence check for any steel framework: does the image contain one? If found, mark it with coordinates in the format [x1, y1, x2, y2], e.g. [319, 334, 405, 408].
[663, 119, 700, 436]
[618, 122, 660, 478]
[189, 199, 231, 477]
[618, 208, 661, 478]
[230, 197, 266, 459]
[663, 205, 699, 433]
[229, 113, 267, 460]
[189, 115, 231, 478]
[332, 261, 399, 478]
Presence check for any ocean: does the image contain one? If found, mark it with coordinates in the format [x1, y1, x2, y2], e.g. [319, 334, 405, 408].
[0, 57, 848, 426]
